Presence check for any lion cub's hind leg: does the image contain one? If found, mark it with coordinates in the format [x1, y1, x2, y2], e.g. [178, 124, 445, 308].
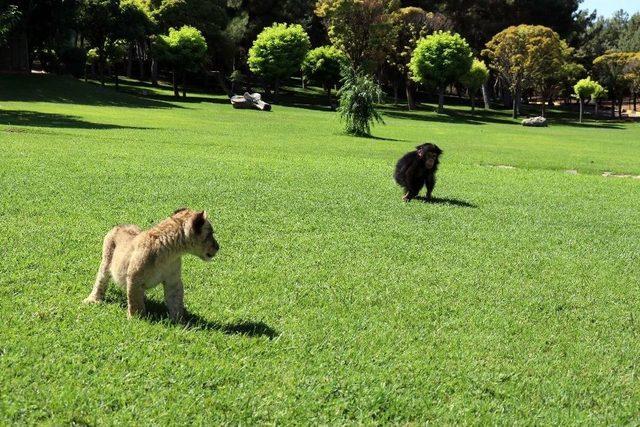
[83, 227, 121, 304]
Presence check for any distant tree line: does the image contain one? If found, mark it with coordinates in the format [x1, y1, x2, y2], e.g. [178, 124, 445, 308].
[1, 0, 639, 123]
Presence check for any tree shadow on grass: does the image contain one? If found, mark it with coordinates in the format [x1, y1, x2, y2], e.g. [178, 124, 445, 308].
[0, 74, 179, 109]
[382, 108, 516, 126]
[0, 109, 152, 130]
[104, 291, 279, 339]
[359, 134, 405, 142]
[122, 89, 231, 106]
[550, 120, 625, 130]
[414, 196, 477, 208]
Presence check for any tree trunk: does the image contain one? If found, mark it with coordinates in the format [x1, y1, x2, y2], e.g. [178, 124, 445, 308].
[634, 93, 637, 112]
[114, 72, 119, 90]
[406, 79, 416, 110]
[326, 85, 334, 110]
[541, 100, 546, 118]
[126, 44, 133, 78]
[611, 95, 616, 118]
[182, 72, 187, 97]
[99, 53, 105, 86]
[512, 89, 520, 119]
[151, 58, 158, 87]
[579, 98, 583, 123]
[595, 100, 599, 117]
[301, 71, 305, 89]
[172, 70, 179, 97]
[470, 91, 475, 112]
[437, 87, 445, 113]
[482, 82, 490, 109]
[618, 98, 623, 118]
[392, 81, 399, 105]
[84, 63, 88, 83]
[138, 58, 144, 80]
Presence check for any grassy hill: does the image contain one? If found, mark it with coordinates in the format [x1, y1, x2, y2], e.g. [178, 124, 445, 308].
[1, 74, 639, 424]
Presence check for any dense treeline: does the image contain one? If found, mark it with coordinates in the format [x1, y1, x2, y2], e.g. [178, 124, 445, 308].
[0, 0, 639, 121]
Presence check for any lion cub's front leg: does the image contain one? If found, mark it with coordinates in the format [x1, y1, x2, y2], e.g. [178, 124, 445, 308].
[163, 278, 185, 322]
[126, 277, 146, 319]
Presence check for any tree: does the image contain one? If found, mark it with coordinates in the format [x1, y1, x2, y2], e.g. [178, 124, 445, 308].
[624, 53, 640, 112]
[460, 59, 489, 112]
[302, 45, 347, 108]
[576, 11, 629, 67]
[338, 69, 384, 136]
[117, 0, 155, 79]
[78, 0, 121, 86]
[432, 0, 582, 52]
[386, 7, 450, 109]
[593, 52, 634, 118]
[557, 62, 586, 104]
[573, 77, 601, 123]
[315, 0, 398, 71]
[153, 0, 227, 43]
[483, 25, 569, 119]
[155, 25, 208, 97]
[618, 13, 640, 52]
[85, 48, 99, 82]
[409, 31, 472, 113]
[528, 29, 573, 117]
[0, 5, 20, 46]
[591, 83, 607, 117]
[248, 23, 310, 95]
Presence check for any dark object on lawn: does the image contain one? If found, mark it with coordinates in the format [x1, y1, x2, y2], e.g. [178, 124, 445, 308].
[231, 92, 271, 111]
[522, 116, 547, 127]
[394, 143, 443, 202]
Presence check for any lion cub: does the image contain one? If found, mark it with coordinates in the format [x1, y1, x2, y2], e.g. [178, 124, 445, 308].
[84, 208, 220, 320]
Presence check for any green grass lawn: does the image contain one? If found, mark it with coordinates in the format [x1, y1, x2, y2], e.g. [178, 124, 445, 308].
[1, 74, 640, 424]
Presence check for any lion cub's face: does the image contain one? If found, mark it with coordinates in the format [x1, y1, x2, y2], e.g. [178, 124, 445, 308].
[179, 210, 219, 262]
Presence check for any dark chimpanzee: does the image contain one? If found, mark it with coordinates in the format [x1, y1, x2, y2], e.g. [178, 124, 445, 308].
[393, 143, 443, 202]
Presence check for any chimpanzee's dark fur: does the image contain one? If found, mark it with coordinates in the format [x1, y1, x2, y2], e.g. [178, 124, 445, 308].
[394, 143, 443, 202]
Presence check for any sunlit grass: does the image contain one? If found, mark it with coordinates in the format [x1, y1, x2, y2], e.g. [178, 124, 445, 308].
[1, 74, 639, 424]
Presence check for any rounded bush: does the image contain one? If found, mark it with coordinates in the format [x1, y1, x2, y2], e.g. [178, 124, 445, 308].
[248, 23, 311, 86]
[302, 45, 347, 89]
[409, 31, 472, 88]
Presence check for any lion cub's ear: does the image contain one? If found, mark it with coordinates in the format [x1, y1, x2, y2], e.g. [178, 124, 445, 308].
[192, 211, 206, 234]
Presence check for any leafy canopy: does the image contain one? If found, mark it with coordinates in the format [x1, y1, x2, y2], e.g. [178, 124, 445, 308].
[387, 7, 450, 77]
[409, 30, 472, 89]
[302, 45, 347, 88]
[248, 23, 311, 81]
[624, 53, 640, 94]
[593, 51, 635, 98]
[573, 77, 602, 100]
[156, 25, 208, 71]
[315, 0, 399, 70]
[483, 25, 571, 95]
[460, 58, 489, 92]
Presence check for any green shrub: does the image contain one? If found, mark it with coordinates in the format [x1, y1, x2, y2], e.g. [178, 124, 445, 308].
[248, 23, 310, 94]
[302, 46, 346, 90]
[338, 69, 384, 136]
